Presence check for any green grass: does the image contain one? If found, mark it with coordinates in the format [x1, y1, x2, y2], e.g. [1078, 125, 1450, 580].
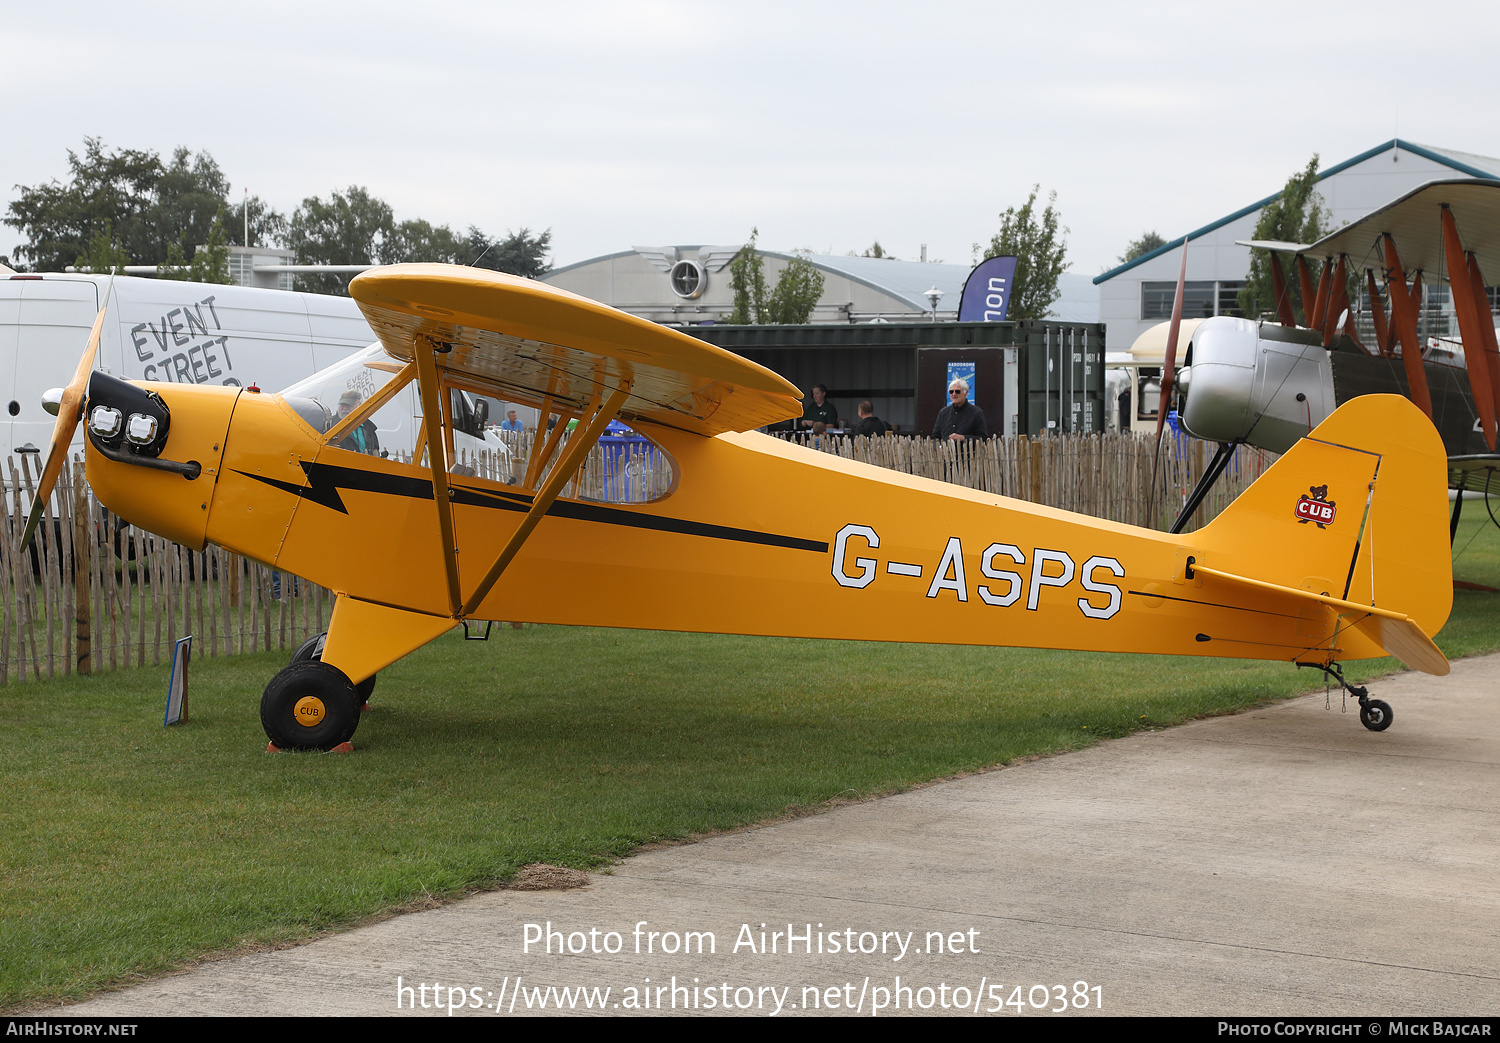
[2, 514, 1498, 1010]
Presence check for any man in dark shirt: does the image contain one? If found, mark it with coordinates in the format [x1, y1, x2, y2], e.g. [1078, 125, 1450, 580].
[854, 400, 889, 436]
[932, 379, 987, 441]
[800, 384, 838, 429]
[336, 389, 381, 456]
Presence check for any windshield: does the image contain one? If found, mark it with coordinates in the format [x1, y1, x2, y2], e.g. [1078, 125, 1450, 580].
[279, 344, 402, 404]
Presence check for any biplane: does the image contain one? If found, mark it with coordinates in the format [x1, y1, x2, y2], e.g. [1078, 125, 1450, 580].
[1158, 178, 1500, 535]
[26, 264, 1453, 749]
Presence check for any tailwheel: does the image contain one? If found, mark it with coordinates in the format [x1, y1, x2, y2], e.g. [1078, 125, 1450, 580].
[1298, 660, 1394, 734]
[1359, 698, 1393, 732]
[291, 632, 376, 709]
[262, 660, 362, 751]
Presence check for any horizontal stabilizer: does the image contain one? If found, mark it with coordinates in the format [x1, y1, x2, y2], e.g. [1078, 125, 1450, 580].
[1191, 563, 1449, 676]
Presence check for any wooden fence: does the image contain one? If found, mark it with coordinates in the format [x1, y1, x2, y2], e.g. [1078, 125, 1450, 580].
[0, 429, 1273, 685]
[2, 457, 337, 686]
[777, 429, 1278, 529]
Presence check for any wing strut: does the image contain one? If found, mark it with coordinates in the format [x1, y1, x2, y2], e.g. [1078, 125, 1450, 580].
[460, 378, 634, 617]
[1381, 235, 1434, 421]
[1441, 205, 1500, 451]
[1270, 252, 1297, 327]
[1463, 250, 1500, 433]
[1308, 257, 1333, 331]
[414, 336, 464, 616]
[1295, 256, 1318, 327]
[523, 394, 573, 491]
[1366, 269, 1392, 356]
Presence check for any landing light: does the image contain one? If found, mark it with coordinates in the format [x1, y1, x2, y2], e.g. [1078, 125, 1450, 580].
[125, 413, 158, 446]
[90, 405, 123, 439]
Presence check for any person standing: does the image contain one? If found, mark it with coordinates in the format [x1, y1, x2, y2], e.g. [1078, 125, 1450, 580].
[854, 400, 889, 436]
[932, 379, 987, 441]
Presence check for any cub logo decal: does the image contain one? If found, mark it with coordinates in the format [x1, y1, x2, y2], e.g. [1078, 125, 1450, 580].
[1295, 485, 1336, 529]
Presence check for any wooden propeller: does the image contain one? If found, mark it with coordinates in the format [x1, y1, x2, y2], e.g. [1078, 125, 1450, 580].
[21, 276, 111, 551]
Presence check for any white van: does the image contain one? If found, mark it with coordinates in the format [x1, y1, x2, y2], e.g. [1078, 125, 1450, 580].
[0, 272, 512, 472]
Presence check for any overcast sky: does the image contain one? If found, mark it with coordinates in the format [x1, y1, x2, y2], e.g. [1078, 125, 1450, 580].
[4, 0, 1496, 279]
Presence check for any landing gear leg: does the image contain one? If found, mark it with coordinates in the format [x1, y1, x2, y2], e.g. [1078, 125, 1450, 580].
[293, 631, 376, 709]
[1299, 661, 1393, 732]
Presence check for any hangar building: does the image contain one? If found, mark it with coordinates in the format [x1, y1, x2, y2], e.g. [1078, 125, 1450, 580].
[1093, 139, 1500, 352]
[542, 246, 1099, 325]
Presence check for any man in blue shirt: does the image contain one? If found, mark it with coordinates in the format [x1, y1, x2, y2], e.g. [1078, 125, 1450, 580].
[499, 409, 524, 433]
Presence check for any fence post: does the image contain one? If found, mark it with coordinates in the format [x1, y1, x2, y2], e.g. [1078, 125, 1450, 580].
[73, 463, 91, 675]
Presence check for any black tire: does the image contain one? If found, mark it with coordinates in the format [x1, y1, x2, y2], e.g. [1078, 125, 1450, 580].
[1360, 699, 1393, 732]
[261, 661, 362, 751]
[291, 632, 376, 704]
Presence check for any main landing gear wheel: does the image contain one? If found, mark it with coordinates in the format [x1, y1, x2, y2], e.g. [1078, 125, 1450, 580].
[1360, 699, 1394, 732]
[262, 660, 362, 751]
[292, 632, 376, 706]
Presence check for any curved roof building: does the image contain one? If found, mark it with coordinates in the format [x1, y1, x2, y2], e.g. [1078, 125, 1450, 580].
[543, 245, 1098, 325]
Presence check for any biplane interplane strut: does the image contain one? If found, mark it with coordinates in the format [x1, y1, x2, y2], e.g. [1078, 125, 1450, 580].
[27, 264, 1453, 750]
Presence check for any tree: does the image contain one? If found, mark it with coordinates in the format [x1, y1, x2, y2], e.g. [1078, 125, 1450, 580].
[1237, 156, 1329, 323]
[381, 218, 465, 264]
[766, 252, 826, 323]
[5, 139, 233, 272]
[287, 187, 394, 294]
[74, 220, 130, 274]
[286, 187, 551, 292]
[158, 209, 231, 284]
[149, 148, 232, 261]
[225, 194, 288, 249]
[726, 231, 828, 324]
[6, 138, 162, 271]
[727, 228, 770, 324]
[982, 186, 1069, 320]
[1119, 231, 1166, 265]
[460, 226, 553, 278]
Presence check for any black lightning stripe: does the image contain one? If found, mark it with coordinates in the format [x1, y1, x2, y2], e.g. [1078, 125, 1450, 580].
[234, 462, 828, 553]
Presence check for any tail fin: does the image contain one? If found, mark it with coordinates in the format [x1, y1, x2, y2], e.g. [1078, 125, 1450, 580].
[1192, 395, 1452, 673]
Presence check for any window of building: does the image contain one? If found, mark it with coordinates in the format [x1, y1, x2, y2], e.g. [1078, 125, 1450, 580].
[1142, 282, 1214, 320]
[1217, 281, 1245, 318]
[1142, 281, 1245, 320]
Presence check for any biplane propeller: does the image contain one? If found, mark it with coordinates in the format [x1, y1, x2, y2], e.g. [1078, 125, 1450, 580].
[25, 264, 1454, 750]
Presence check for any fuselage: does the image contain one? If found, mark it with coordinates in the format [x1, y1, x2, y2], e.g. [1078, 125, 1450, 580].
[85, 377, 1452, 681]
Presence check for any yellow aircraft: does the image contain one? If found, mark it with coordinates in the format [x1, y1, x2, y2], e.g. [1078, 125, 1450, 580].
[26, 264, 1453, 750]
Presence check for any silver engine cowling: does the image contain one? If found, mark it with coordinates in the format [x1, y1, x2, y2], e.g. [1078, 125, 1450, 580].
[1179, 317, 1335, 454]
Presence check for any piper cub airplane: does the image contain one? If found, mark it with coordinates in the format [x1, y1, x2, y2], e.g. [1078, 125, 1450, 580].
[26, 264, 1453, 750]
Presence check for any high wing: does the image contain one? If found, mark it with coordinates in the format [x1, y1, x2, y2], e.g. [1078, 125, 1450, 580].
[351, 263, 803, 437]
[1296, 178, 1500, 276]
